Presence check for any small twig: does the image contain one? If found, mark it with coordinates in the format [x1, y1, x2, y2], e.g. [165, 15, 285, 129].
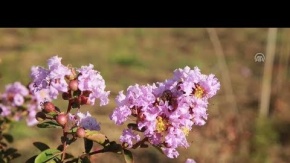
[61, 127, 67, 161]
[131, 137, 148, 149]
[81, 148, 108, 157]
[61, 101, 72, 161]
[66, 100, 72, 114]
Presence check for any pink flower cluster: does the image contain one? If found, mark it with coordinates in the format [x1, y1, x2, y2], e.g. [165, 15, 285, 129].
[110, 66, 220, 158]
[30, 56, 71, 99]
[0, 82, 29, 118]
[0, 82, 51, 126]
[30, 56, 109, 106]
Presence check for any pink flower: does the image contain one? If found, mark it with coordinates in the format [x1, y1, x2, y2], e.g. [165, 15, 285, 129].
[77, 64, 110, 106]
[2, 82, 29, 107]
[110, 66, 220, 158]
[77, 111, 100, 131]
[31, 56, 71, 99]
[161, 147, 179, 158]
[110, 105, 131, 125]
[0, 104, 11, 116]
[120, 129, 140, 148]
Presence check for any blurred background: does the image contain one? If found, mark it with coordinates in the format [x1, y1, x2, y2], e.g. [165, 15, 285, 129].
[0, 28, 289, 163]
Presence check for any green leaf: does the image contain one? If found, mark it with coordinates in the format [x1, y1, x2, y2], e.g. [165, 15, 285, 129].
[0, 142, 7, 148]
[25, 155, 37, 163]
[84, 138, 93, 154]
[3, 134, 13, 143]
[107, 141, 122, 153]
[140, 143, 149, 148]
[47, 111, 58, 117]
[84, 130, 110, 146]
[11, 152, 21, 159]
[37, 121, 62, 129]
[68, 126, 78, 133]
[34, 149, 61, 163]
[64, 153, 74, 159]
[122, 149, 134, 163]
[4, 148, 17, 157]
[78, 156, 91, 163]
[33, 142, 50, 151]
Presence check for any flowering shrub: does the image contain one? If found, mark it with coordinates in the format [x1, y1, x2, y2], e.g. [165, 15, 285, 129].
[110, 66, 220, 158]
[0, 56, 220, 163]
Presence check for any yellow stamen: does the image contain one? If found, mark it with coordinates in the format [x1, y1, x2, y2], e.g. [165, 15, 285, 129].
[194, 85, 205, 98]
[39, 90, 47, 99]
[181, 127, 190, 136]
[156, 116, 168, 133]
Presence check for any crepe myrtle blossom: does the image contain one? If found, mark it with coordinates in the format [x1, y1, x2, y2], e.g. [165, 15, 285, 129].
[77, 111, 100, 131]
[30, 56, 71, 99]
[0, 82, 52, 126]
[0, 104, 11, 117]
[28, 83, 52, 110]
[0, 82, 29, 121]
[1, 82, 29, 107]
[25, 83, 52, 126]
[77, 64, 110, 106]
[30, 56, 110, 106]
[120, 129, 141, 148]
[110, 66, 220, 158]
[26, 104, 39, 126]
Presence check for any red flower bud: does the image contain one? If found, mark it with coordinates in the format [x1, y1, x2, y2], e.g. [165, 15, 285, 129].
[76, 127, 86, 138]
[43, 102, 56, 113]
[69, 80, 79, 91]
[56, 113, 68, 126]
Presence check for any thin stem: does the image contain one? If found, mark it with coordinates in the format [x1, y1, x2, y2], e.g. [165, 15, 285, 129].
[61, 101, 72, 162]
[66, 100, 72, 114]
[132, 137, 148, 149]
[61, 127, 67, 161]
[82, 148, 108, 157]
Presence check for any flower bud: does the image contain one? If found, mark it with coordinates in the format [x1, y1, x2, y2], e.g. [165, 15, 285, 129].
[76, 127, 86, 138]
[79, 95, 88, 105]
[56, 113, 68, 126]
[43, 102, 56, 113]
[62, 92, 71, 100]
[35, 112, 46, 121]
[65, 67, 78, 80]
[69, 80, 78, 91]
